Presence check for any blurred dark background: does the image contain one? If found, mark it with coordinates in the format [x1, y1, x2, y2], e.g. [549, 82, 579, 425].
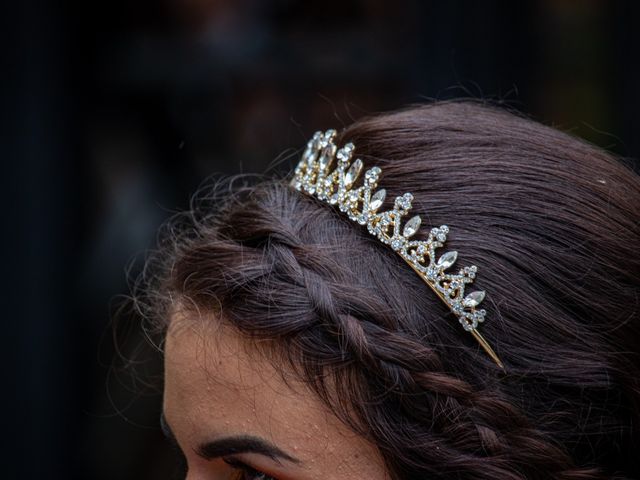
[3, 0, 639, 478]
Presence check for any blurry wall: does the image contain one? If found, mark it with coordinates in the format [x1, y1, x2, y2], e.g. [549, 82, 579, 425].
[2, 1, 639, 479]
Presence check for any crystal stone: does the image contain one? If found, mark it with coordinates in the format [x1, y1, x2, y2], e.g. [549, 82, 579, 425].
[403, 215, 422, 238]
[390, 238, 404, 251]
[364, 166, 381, 185]
[437, 251, 458, 269]
[324, 129, 337, 141]
[344, 158, 363, 188]
[369, 189, 386, 211]
[318, 145, 336, 170]
[337, 143, 354, 164]
[463, 291, 486, 308]
[426, 266, 439, 281]
[394, 193, 413, 211]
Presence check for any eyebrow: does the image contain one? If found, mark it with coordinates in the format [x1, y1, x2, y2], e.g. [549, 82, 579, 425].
[160, 413, 300, 465]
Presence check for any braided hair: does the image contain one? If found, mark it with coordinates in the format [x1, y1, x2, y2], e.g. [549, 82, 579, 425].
[138, 101, 640, 479]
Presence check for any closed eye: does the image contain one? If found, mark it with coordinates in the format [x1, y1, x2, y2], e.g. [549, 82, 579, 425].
[224, 457, 278, 480]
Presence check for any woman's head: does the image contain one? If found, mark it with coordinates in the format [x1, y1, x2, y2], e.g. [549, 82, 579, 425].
[140, 101, 640, 479]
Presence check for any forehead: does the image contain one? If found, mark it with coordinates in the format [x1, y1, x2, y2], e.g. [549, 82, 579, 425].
[163, 312, 388, 479]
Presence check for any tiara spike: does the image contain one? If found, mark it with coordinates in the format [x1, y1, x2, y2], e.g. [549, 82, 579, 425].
[403, 215, 422, 238]
[344, 158, 363, 188]
[369, 189, 386, 212]
[463, 290, 486, 308]
[290, 130, 504, 370]
[437, 251, 458, 269]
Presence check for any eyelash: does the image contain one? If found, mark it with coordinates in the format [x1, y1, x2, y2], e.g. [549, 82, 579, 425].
[224, 458, 277, 480]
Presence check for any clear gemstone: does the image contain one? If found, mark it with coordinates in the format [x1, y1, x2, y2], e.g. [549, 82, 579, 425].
[463, 266, 477, 279]
[437, 251, 458, 269]
[364, 166, 381, 185]
[463, 291, 485, 308]
[344, 159, 363, 188]
[391, 238, 404, 250]
[403, 215, 421, 238]
[369, 189, 386, 211]
[324, 129, 337, 141]
[394, 193, 413, 211]
[302, 146, 313, 163]
[337, 143, 354, 164]
[426, 266, 439, 281]
[318, 144, 336, 170]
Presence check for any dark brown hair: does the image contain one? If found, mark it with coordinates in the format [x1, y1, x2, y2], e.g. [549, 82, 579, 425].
[138, 101, 640, 479]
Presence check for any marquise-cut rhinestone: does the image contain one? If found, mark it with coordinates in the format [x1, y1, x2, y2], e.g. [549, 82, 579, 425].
[437, 251, 458, 270]
[344, 158, 363, 188]
[318, 145, 336, 170]
[463, 290, 485, 308]
[369, 189, 386, 211]
[403, 215, 421, 238]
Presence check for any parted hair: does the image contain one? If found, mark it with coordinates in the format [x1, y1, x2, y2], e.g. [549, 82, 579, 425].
[138, 101, 640, 479]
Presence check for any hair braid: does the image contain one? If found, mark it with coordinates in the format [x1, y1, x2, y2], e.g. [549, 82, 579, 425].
[226, 198, 618, 479]
[144, 101, 640, 479]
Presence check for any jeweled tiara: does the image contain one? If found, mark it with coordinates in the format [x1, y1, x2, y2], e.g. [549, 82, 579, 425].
[290, 129, 504, 369]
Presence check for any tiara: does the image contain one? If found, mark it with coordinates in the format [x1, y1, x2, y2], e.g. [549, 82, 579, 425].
[290, 129, 504, 369]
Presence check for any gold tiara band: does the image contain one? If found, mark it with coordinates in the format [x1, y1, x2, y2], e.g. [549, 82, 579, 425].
[290, 129, 504, 370]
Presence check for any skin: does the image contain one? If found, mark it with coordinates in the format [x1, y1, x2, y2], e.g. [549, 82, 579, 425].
[163, 310, 390, 480]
